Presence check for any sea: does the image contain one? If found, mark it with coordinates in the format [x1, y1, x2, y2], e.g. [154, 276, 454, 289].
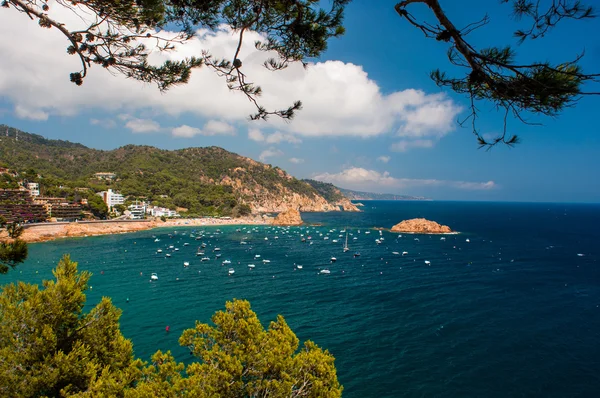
[3, 201, 600, 398]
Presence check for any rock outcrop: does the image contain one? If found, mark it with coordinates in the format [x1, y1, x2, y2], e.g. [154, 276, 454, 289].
[271, 208, 303, 226]
[390, 218, 452, 234]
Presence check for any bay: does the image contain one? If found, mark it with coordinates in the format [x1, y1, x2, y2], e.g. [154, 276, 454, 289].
[4, 201, 600, 397]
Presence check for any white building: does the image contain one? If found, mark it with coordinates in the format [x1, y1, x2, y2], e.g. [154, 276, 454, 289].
[146, 205, 179, 218]
[27, 182, 40, 197]
[128, 203, 146, 220]
[98, 189, 125, 210]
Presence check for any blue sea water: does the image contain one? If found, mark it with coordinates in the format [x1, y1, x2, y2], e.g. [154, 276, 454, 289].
[3, 201, 600, 397]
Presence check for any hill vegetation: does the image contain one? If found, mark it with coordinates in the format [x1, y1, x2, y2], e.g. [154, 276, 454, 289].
[0, 125, 354, 216]
[338, 187, 427, 201]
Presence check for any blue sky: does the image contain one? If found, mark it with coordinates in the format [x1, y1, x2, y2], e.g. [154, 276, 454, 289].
[1, 0, 599, 202]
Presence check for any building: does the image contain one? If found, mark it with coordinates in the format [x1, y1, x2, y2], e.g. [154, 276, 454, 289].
[26, 182, 39, 197]
[127, 202, 146, 220]
[35, 197, 83, 221]
[0, 189, 48, 223]
[98, 189, 125, 210]
[146, 205, 179, 218]
[94, 172, 116, 180]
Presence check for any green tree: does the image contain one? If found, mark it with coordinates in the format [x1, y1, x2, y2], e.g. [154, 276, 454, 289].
[6, 0, 349, 120]
[0, 255, 141, 396]
[86, 194, 108, 219]
[395, 0, 599, 147]
[0, 218, 28, 274]
[174, 299, 342, 397]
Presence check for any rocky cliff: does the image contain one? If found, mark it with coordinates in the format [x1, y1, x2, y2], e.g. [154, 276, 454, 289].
[390, 218, 452, 234]
[271, 208, 303, 226]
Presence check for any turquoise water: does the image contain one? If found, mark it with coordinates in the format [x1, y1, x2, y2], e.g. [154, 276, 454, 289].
[4, 201, 600, 397]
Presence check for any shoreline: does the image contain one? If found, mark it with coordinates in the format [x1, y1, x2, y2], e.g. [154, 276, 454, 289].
[1, 216, 270, 244]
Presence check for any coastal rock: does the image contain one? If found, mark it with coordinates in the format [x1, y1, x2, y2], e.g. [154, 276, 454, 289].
[390, 218, 452, 234]
[271, 208, 303, 226]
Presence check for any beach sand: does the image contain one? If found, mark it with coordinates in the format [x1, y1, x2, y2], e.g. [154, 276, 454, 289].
[1, 215, 271, 244]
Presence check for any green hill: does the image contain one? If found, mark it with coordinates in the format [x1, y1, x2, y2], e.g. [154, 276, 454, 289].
[0, 125, 354, 216]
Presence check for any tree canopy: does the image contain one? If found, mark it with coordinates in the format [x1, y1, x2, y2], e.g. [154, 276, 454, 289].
[5, 0, 349, 120]
[395, 0, 599, 147]
[0, 217, 28, 274]
[0, 255, 342, 396]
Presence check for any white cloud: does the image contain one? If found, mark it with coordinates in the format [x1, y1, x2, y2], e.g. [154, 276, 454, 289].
[90, 118, 116, 128]
[289, 157, 304, 164]
[248, 128, 300, 144]
[248, 128, 265, 142]
[203, 120, 235, 135]
[391, 139, 434, 152]
[259, 147, 284, 162]
[0, 7, 462, 142]
[125, 118, 161, 133]
[172, 125, 202, 137]
[377, 155, 390, 163]
[314, 167, 496, 191]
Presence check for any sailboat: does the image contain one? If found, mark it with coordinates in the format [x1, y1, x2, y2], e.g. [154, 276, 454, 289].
[343, 230, 350, 252]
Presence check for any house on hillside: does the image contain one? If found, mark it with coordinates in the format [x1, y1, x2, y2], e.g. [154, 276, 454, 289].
[98, 189, 125, 210]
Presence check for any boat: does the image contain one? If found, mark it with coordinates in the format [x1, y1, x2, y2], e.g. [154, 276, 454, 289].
[353, 252, 360, 257]
[151, 273, 158, 280]
[262, 259, 271, 263]
[240, 241, 248, 245]
[424, 260, 431, 265]
[174, 248, 179, 251]
[214, 247, 220, 251]
[440, 237, 446, 241]
[320, 269, 331, 274]
[169, 245, 174, 249]
[201, 243, 206, 248]
[402, 251, 408, 256]
[330, 257, 337, 262]
[157, 249, 163, 253]
[375, 239, 381, 245]
[343, 231, 350, 252]
[196, 251, 204, 256]
[222, 260, 232, 265]
[392, 251, 400, 255]
[254, 254, 261, 258]
[228, 268, 235, 275]
[165, 253, 171, 258]
[215, 253, 222, 258]
[248, 264, 256, 268]
[296, 265, 303, 269]
[154, 238, 160, 242]
[184, 261, 190, 267]
[183, 242, 189, 246]
[465, 238, 470, 243]
[201, 257, 210, 261]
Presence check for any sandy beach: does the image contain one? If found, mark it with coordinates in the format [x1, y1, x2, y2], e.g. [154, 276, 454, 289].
[1, 215, 271, 243]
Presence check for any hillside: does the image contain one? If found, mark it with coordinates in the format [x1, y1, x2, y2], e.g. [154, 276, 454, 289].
[337, 187, 428, 201]
[0, 125, 358, 215]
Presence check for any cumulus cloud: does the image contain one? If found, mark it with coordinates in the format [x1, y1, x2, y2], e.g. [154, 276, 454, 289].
[391, 139, 434, 152]
[0, 7, 461, 143]
[259, 147, 284, 162]
[125, 118, 161, 133]
[377, 155, 390, 163]
[171, 125, 202, 137]
[248, 128, 301, 144]
[203, 120, 235, 135]
[314, 167, 496, 191]
[289, 157, 304, 164]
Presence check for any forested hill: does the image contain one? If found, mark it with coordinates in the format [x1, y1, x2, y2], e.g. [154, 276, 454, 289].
[0, 125, 357, 215]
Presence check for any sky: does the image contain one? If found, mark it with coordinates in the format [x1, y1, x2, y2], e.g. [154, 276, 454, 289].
[1, 1, 599, 202]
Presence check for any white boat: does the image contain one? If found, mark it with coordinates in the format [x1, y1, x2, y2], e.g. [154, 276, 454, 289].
[375, 239, 381, 245]
[248, 264, 256, 268]
[264, 237, 269, 240]
[183, 242, 189, 246]
[174, 248, 179, 251]
[296, 265, 303, 269]
[343, 231, 350, 252]
[392, 251, 400, 255]
[440, 237, 446, 241]
[424, 260, 431, 265]
[201, 257, 210, 261]
[240, 241, 248, 245]
[165, 253, 171, 258]
[262, 259, 271, 263]
[215, 253, 222, 258]
[151, 273, 158, 280]
[254, 254, 261, 258]
[465, 238, 470, 243]
[214, 247, 221, 251]
[330, 257, 337, 262]
[402, 251, 408, 256]
[184, 261, 190, 267]
[228, 268, 235, 275]
[154, 238, 160, 242]
[222, 260, 232, 265]
[157, 249, 163, 253]
[320, 269, 331, 274]
[169, 245, 174, 249]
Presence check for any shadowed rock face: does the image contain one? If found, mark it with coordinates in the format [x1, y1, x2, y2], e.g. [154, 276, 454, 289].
[390, 218, 452, 234]
[271, 209, 303, 226]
